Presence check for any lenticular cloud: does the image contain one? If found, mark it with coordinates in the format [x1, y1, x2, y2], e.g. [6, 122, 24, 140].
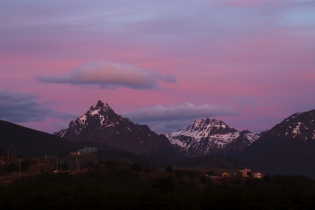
[36, 61, 176, 89]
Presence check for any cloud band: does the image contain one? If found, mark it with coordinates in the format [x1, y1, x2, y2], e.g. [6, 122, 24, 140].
[122, 102, 239, 133]
[0, 90, 76, 123]
[36, 61, 176, 89]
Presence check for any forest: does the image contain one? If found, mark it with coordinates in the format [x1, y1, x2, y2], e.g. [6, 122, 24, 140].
[1, 160, 315, 209]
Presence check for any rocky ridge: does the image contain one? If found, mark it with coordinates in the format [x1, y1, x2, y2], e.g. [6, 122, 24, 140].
[166, 118, 259, 158]
[54, 100, 184, 161]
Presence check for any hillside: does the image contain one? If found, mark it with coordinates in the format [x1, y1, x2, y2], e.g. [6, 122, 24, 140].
[240, 109, 315, 178]
[0, 120, 77, 158]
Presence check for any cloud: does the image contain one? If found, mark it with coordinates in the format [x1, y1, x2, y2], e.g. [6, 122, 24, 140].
[122, 102, 239, 133]
[35, 61, 176, 89]
[0, 90, 76, 123]
[234, 96, 266, 111]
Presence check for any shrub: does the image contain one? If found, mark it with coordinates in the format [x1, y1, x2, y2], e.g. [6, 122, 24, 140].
[103, 160, 118, 170]
[130, 163, 143, 171]
[176, 170, 184, 178]
[152, 177, 175, 193]
[144, 168, 151, 173]
[200, 175, 207, 184]
[165, 165, 173, 173]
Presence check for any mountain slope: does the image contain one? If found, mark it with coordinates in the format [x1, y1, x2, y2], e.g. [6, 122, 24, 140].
[240, 109, 315, 178]
[55, 100, 185, 161]
[166, 118, 259, 158]
[0, 120, 77, 158]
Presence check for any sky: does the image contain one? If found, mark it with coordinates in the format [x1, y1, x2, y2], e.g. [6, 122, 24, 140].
[1, 0, 315, 134]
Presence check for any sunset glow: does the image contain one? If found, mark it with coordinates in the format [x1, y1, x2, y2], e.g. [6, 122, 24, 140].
[1, 0, 314, 134]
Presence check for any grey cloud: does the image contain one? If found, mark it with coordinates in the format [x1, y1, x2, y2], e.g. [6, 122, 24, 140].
[160, 74, 177, 83]
[234, 96, 255, 109]
[145, 120, 195, 134]
[234, 96, 265, 110]
[123, 102, 239, 134]
[0, 90, 77, 123]
[35, 61, 176, 90]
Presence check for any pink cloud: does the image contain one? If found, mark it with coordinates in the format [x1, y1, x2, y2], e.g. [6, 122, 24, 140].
[35, 61, 176, 90]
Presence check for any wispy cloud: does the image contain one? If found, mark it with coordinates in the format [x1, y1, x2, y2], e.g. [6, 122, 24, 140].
[35, 61, 176, 90]
[234, 96, 266, 111]
[123, 102, 238, 133]
[0, 90, 76, 123]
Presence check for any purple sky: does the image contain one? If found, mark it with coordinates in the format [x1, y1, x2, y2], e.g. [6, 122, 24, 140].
[1, 0, 315, 134]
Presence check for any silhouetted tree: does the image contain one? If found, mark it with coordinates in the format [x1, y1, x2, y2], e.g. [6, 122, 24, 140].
[165, 165, 173, 173]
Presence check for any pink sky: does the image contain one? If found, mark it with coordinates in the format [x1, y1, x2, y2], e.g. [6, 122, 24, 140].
[1, 0, 315, 134]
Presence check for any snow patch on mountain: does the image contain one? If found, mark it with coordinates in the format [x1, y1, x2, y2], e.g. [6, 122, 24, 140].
[268, 109, 315, 142]
[244, 132, 260, 143]
[166, 118, 259, 157]
[54, 100, 121, 138]
[57, 129, 67, 138]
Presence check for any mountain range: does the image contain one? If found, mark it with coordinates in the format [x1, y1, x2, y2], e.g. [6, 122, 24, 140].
[55, 101, 261, 160]
[1, 100, 315, 178]
[53, 101, 315, 178]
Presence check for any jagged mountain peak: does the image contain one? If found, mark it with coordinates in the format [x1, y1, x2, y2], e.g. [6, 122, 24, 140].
[192, 117, 222, 125]
[54, 101, 184, 161]
[88, 100, 114, 114]
[95, 100, 110, 109]
[55, 101, 120, 138]
[166, 118, 259, 157]
[185, 117, 237, 136]
[240, 129, 250, 134]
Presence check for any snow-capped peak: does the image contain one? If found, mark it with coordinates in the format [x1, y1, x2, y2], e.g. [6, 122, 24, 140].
[182, 118, 237, 137]
[166, 118, 259, 157]
[55, 100, 117, 138]
[95, 100, 111, 109]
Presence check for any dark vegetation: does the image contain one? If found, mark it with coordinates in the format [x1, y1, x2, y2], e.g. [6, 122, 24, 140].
[172, 156, 247, 173]
[1, 160, 315, 209]
[95, 150, 171, 169]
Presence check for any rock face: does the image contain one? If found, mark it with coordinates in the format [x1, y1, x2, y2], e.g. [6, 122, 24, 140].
[265, 111, 315, 142]
[54, 100, 184, 161]
[240, 109, 315, 178]
[166, 118, 259, 158]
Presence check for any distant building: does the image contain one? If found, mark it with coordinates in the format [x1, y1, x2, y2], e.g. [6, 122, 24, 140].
[70, 147, 98, 155]
[239, 167, 252, 177]
[239, 167, 263, 179]
[79, 147, 98, 153]
[221, 172, 230, 177]
[252, 172, 263, 179]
